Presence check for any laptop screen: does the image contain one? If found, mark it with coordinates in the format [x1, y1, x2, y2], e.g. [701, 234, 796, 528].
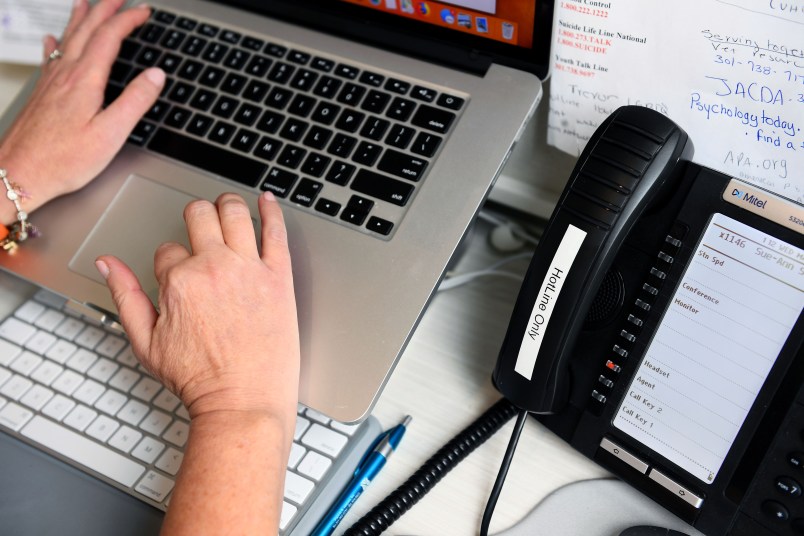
[220, 0, 554, 77]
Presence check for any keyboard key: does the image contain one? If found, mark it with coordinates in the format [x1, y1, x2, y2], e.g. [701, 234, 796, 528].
[411, 131, 442, 157]
[290, 179, 323, 207]
[160, 30, 186, 50]
[311, 102, 340, 126]
[411, 104, 456, 134]
[335, 109, 364, 133]
[385, 124, 415, 149]
[131, 377, 163, 403]
[315, 198, 341, 217]
[352, 141, 382, 166]
[187, 113, 214, 137]
[156, 447, 184, 476]
[301, 423, 348, 458]
[23, 416, 145, 485]
[34, 309, 66, 331]
[360, 116, 390, 141]
[288, 443, 306, 468]
[334, 64, 359, 79]
[181, 36, 206, 57]
[257, 110, 284, 134]
[109, 367, 141, 393]
[162, 420, 190, 447]
[208, 121, 237, 144]
[298, 450, 332, 481]
[284, 470, 315, 505]
[95, 389, 128, 416]
[385, 78, 410, 94]
[119, 399, 150, 427]
[66, 348, 98, 373]
[361, 90, 391, 113]
[254, 136, 283, 161]
[277, 145, 307, 169]
[280, 502, 298, 530]
[0, 401, 34, 431]
[291, 69, 318, 91]
[109, 425, 143, 454]
[42, 394, 75, 421]
[231, 128, 260, 153]
[325, 161, 356, 186]
[219, 29, 241, 45]
[148, 129, 268, 188]
[51, 367, 84, 395]
[268, 62, 295, 84]
[45, 339, 77, 364]
[378, 149, 428, 181]
[327, 133, 356, 158]
[267, 87, 293, 110]
[140, 23, 165, 44]
[288, 94, 317, 117]
[410, 85, 437, 102]
[234, 103, 261, 126]
[136, 470, 175, 502]
[19, 384, 54, 411]
[245, 55, 272, 77]
[132, 437, 166, 464]
[261, 168, 298, 198]
[386, 97, 416, 122]
[242, 36, 265, 51]
[311, 57, 334, 72]
[85, 414, 120, 442]
[313, 76, 342, 99]
[54, 317, 85, 341]
[153, 389, 181, 412]
[280, 118, 308, 142]
[287, 50, 311, 64]
[303, 126, 333, 150]
[202, 41, 228, 63]
[96, 335, 126, 359]
[265, 42, 287, 58]
[72, 379, 106, 406]
[0, 317, 37, 345]
[360, 71, 385, 87]
[367, 216, 394, 236]
[140, 409, 172, 436]
[24, 330, 56, 356]
[221, 72, 248, 94]
[87, 358, 119, 383]
[0, 340, 22, 367]
[351, 169, 414, 206]
[337, 83, 365, 106]
[301, 153, 330, 177]
[437, 93, 464, 110]
[14, 300, 45, 323]
[63, 404, 99, 432]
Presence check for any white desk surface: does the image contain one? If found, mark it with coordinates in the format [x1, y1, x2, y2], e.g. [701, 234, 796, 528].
[0, 63, 617, 535]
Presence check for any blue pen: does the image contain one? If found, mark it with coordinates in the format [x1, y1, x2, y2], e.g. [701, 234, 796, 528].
[310, 415, 411, 536]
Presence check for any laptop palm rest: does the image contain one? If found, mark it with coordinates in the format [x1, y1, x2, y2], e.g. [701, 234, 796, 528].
[68, 175, 196, 306]
[68, 174, 260, 307]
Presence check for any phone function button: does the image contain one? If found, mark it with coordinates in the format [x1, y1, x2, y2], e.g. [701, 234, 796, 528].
[613, 345, 629, 358]
[657, 251, 675, 264]
[775, 476, 802, 497]
[599, 437, 649, 474]
[761, 500, 789, 522]
[634, 299, 651, 311]
[648, 468, 704, 508]
[598, 375, 615, 389]
[665, 235, 683, 248]
[649, 267, 667, 280]
[591, 390, 607, 403]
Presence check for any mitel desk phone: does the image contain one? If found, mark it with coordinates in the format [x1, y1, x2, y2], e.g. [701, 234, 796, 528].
[493, 106, 804, 536]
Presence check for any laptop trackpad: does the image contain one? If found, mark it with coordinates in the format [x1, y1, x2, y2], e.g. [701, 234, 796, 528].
[69, 175, 196, 304]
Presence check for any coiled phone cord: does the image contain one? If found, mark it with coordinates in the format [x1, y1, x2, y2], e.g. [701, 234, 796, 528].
[343, 397, 519, 536]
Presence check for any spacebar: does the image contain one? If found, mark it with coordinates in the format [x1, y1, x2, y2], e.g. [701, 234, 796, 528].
[148, 128, 268, 188]
[21, 416, 146, 487]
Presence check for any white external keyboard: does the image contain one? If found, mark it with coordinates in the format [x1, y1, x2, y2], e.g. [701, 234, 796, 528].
[0, 291, 380, 534]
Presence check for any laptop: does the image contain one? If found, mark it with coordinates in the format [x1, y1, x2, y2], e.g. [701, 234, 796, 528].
[0, 0, 552, 424]
[0, 0, 553, 532]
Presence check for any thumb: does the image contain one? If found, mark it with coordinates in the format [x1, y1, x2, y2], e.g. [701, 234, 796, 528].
[94, 67, 165, 144]
[95, 255, 157, 359]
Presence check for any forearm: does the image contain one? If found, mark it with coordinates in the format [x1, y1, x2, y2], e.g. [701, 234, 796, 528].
[160, 410, 293, 535]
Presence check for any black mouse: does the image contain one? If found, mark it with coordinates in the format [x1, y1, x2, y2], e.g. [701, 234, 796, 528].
[619, 526, 691, 536]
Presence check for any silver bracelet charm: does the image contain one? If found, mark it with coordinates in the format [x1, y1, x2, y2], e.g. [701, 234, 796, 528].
[0, 168, 38, 249]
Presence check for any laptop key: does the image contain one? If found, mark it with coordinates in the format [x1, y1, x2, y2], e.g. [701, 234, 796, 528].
[304, 126, 333, 150]
[181, 36, 207, 57]
[186, 114, 214, 137]
[148, 128, 268, 188]
[261, 167, 298, 197]
[290, 179, 323, 207]
[351, 169, 414, 206]
[208, 121, 237, 145]
[378, 149, 428, 181]
[265, 43, 287, 58]
[411, 104, 456, 134]
[411, 132, 443, 157]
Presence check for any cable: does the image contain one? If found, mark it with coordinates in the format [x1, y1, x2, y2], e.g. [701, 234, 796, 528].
[343, 398, 519, 536]
[438, 252, 531, 291]
[479, 408, 529, 536]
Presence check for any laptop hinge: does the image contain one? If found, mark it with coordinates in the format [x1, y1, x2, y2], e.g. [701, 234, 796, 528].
[66, 300, 124, 334]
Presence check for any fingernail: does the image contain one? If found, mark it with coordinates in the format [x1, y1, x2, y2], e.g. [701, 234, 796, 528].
[73, 0, 82, 8]
[95, 259, 110, 279]
[136, 3, 151, 9]
[144, 67, 166, 86]
[262, 191, 276, 202]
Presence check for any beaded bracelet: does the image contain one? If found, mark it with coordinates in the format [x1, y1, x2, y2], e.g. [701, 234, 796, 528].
[0, 168, 39, 251]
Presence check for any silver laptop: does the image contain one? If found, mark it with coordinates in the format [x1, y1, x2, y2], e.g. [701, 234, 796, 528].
[0, 0, 552, 423]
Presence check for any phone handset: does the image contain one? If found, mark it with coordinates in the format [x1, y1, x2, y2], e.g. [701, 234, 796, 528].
[492, 106, 692, 415]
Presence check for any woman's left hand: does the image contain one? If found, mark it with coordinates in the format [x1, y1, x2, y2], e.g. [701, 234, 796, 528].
[0, 0, 165, 220]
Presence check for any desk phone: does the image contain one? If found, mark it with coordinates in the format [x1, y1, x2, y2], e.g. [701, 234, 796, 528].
[492, 106, 803, 535]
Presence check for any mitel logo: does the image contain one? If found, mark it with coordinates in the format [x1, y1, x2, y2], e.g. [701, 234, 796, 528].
[731, 188, 767, 209]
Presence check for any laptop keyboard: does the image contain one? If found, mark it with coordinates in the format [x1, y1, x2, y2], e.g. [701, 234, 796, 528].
[106, 7, 466, 239]
[0, 292, 376, 533]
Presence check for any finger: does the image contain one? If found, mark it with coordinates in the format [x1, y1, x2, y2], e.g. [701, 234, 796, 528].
[77, 5, 151, 70]
[63, 0, 132, 59]
[96, 255, 157, 359]
[258, 192, 293, 271]
[92, 67, 165, 146]
[41, 34, 58, 63]
[61, 0, 91, 42]
[184, 199, 225, 253]
[153, 242, 191, 286]
[216, 193, 260, 258]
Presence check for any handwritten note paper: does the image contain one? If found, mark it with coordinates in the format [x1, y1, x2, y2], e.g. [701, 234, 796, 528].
[547, 0, 804, 203]
[0, 0, 71, 64]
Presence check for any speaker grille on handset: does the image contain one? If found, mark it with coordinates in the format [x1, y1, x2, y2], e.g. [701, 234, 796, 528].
[585, 269, 625, 327]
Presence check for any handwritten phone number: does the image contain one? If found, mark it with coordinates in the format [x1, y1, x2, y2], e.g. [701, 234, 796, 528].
[715, 55, 804, 86]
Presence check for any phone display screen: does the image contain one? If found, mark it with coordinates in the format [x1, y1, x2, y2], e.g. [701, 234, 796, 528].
[613, 213, 804, 484]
